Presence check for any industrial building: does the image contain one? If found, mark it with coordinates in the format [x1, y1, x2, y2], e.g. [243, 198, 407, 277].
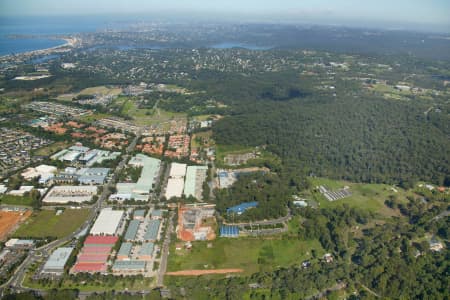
[227, 201, 258, 215]
[110, 154, 161, 202]
[137, 243, 154, 261]
[90, 208, 125, 236]
[124, 220, 140, 241]
[117, 242, 133, 260]
[71, 235, 118, 274]
[42, 247, 74, 275]
[42, 185, 97, 204]
[164, 163, 188, 199]
[112, 260, 146, 275]
[143, 219, 161, 242]
[51, 145, 120, 166]
[77, 168, 110, 185]
[151, 209, 163, 219]
[133, 209, 146, 220]
[169, 163, 187, 178]
[165, 178, 185, 199]
[178, 203, 216, 241]
[183, 165, 208, 200]
[21, 165, 57, 183]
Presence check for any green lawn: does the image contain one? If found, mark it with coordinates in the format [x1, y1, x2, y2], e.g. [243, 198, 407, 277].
[167, 236, 323, 275]
[119, 98, 187, 127]
[33, 141, 70, 156]
[309, 177, 412, 216]
[79, 112, 113, 123]
[14, 209, 90, 238]
[215, 144, 255, 167]
[0, 194, 33, 206]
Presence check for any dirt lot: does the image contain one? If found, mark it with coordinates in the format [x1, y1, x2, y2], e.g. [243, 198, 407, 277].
[166, 268, 243, 276]
[0, 210, 31, 240]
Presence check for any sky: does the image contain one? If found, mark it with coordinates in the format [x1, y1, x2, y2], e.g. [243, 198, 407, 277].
[1, 0, 449, 32]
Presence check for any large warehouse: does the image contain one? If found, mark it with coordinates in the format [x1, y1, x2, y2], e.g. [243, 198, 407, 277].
[165, 178, 185, 199]
[42, 247, 74, 275]
[90, 208, 125, 236]
[110, 154, 161, 202]
[183, 165, 208, 200]
[42, 185, 98, 204]
[164, 162, 188, 199]
[169, 163, 187, 178]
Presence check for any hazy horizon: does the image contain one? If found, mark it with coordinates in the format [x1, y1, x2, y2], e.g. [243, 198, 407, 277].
[1, 0, 449, 33]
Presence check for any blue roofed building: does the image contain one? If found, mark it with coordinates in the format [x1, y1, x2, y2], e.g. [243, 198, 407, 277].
[220, 225, 239, 238]
[226, 201, 258, 215]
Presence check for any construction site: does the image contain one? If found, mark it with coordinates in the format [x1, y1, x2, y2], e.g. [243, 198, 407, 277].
[177, 203, 216, 242]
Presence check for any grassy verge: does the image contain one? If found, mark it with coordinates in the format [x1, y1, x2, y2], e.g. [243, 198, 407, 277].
[23, 272, 155, 292]
[0, 194, 33, 206]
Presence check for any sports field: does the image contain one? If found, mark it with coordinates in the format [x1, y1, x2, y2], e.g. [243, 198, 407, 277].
[308, 177, 412, 216]
[14, 209, 89, 239]
[0, 210, 32, 240]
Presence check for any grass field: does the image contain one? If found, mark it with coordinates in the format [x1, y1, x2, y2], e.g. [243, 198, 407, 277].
[14, 209, 89, 238]
[167, 236, 323, 276]
[79, 112, 113, 123]
[79, 86, 122, 96]
[308, 177, 412, 216]
[191, 131, 214, 148]
[0, 195, 34, 206]
[33, 141, 70, 156]
[117, 98, 187, 127]
[215, 144, 255, 167]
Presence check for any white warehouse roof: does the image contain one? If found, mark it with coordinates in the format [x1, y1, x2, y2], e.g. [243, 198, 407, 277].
[42, 186, 97, 204]
[43, 247, 74, 272]
[90, 208, 125, 236]
[165, 178, 185, 199]
[169, 163, 187, 178]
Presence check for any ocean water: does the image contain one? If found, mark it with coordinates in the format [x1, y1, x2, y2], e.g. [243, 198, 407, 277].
[0, 16, 124, 56]
[211, 42, 272, 50]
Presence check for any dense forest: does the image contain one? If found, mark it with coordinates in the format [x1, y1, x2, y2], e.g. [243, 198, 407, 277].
[213, 90, 450, 186]
[214, 172, 292, 221]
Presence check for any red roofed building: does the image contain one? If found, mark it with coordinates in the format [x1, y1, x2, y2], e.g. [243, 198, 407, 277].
[77, 254, 110, 263]
[71, 263, 107, 273]
[84, 235, 118, 245]
[80, 246, 112, 254]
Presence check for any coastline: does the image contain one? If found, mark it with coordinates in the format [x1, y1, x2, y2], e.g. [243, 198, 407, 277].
[0, 36, 79, 59]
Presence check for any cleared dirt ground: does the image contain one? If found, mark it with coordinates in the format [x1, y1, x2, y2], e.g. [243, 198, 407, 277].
[166, 268, 244, 276]
[0, 210, 31, 240]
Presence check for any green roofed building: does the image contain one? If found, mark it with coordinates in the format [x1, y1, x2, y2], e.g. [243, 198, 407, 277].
[124, 220, 140, 241]
[144, 219, 160, 242]
[183, 165, 208, 200]
[110, 154, 161, 202]
[138, 242, 154, 261]
[134, 209, 146, 220]
[117, 242, 133, 260]
[112, 260, 146, 275]
[151, 209, 162, 219]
